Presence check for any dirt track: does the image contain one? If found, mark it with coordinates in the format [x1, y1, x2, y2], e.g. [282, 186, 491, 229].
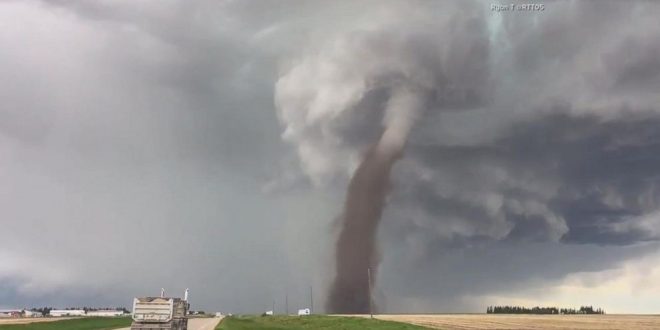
[0, 317, 73, 325]
[372, 314, 660, 330]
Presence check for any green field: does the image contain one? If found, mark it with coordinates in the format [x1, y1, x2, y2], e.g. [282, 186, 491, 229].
[216, 315, 427, 329]
[0, 317, 132, 330]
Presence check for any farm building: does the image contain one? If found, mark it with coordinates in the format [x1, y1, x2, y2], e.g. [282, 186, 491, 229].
[0, 310, 21, 318]
[23, 310, 42, 317]
[49, 309, 86, 317]
[297, 308, 310, 316]
[87, 310, 125, 317]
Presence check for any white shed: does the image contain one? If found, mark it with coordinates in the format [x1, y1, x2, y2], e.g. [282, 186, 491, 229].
[297, 308, 310, 316]
[87, 310, 124, 317]
[49, 310, 86, 317]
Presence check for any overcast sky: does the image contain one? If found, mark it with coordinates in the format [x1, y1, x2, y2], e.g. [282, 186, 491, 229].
[2, 0, 660, 314]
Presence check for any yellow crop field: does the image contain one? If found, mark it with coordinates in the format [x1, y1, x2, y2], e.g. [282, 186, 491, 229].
[372, 314, 660, 330]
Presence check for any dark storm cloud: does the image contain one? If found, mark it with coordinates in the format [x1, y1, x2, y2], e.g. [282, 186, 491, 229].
[3, 0, 660, 314]
[395, 113, 660, 249]
[606, 35, 660, 92]
[273, 0, 660, 312]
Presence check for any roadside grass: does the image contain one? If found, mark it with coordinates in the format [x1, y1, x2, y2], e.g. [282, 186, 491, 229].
[0, 317, 132, 330]
[216, 315, 428, 329]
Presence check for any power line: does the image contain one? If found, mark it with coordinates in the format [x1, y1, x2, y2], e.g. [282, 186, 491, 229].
[368, 268, 373, 319]
[310, 286, 314, 314]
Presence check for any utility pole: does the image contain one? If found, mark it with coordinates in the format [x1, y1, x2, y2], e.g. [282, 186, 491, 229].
[310, 286, 314, 314]
[368, 268, 373, 319]
[272, 300, 275, 314]
[285, 293, 288, 315]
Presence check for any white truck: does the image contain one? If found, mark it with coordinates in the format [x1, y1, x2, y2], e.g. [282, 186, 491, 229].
[131, 289, 189, 330]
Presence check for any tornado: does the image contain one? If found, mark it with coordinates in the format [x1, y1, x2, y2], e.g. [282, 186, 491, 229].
[274, 7, 489, 313]
[326, 90, 421, 313]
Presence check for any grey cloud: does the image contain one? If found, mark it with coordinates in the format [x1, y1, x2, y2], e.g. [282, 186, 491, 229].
[3, 0, 660, 314]
[274, 1, 492, 186]
[0, 0, 310, 312]
[391, 113, 660, 250]
[606, 36, 660, 92]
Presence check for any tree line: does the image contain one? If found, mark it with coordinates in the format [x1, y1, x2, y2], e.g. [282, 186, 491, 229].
[487, 305, 605, 314]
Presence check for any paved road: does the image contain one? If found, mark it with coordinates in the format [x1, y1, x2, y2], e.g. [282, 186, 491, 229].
[117, 317, 223, 330]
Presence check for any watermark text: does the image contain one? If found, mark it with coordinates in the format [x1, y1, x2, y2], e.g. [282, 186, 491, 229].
[491, 3, 545, 12]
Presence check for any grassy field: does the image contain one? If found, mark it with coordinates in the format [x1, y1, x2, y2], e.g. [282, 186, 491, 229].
[0, 317, 132, 330]
[216, 315, 427, 329]
[373, 314, 660, 330]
